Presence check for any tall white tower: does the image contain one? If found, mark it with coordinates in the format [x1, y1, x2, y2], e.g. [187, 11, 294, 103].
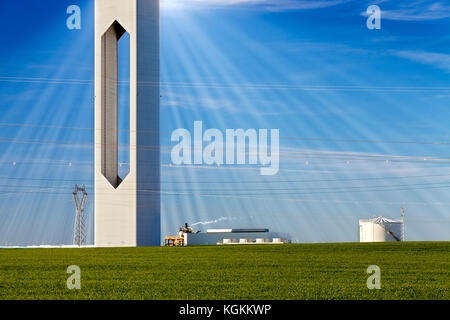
[94, 0, 160, 247]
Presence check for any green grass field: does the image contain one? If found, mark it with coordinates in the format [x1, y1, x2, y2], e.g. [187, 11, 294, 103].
[0, 242, 448, 300]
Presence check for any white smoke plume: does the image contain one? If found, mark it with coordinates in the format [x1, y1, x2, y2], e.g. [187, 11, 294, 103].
[191, 217, 230, 226]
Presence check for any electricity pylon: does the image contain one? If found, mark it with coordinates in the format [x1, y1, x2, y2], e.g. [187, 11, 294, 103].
[72, 185, 88, 246]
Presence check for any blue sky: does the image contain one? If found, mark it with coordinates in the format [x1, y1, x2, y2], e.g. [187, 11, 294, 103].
[0, 0, 449, 245]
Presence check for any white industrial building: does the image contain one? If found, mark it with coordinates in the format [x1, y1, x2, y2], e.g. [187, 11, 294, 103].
[183, 228, 290, 246]
[359, 216, 404, 242]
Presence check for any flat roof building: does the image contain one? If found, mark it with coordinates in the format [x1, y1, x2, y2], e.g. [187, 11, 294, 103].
[184, 228, 290, 246]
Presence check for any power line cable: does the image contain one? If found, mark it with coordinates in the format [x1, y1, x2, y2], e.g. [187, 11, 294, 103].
[2, 121, 450, 146]
[1, 172, 449, 184]
[1, 76, 450, 92]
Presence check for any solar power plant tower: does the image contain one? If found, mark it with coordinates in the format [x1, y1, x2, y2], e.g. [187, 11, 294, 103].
[94, 0, 160, 247]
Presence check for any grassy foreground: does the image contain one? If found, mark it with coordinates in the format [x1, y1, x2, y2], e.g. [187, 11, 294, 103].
[0, 242, 448, 300]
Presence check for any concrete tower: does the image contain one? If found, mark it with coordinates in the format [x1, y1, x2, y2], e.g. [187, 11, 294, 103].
[95, 0, 160, 247]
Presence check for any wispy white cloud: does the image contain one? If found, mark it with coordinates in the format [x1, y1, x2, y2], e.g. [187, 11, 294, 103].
[161, 90, 359, 116]
[390, 50, 450, 73]
[162, 0, 352, 11]
[161, 92, 240, 112]
[165, 0, 450, 18]
[362, 1, 450, 21]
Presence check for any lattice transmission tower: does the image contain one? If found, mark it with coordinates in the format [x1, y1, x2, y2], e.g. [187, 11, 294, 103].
[72, 185, 88, 246]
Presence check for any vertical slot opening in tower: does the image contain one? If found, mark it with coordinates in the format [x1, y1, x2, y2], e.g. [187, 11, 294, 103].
[100, 20, 128, 189]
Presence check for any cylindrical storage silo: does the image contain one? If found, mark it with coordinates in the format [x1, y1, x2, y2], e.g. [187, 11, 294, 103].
[359, 216, 403, 242]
